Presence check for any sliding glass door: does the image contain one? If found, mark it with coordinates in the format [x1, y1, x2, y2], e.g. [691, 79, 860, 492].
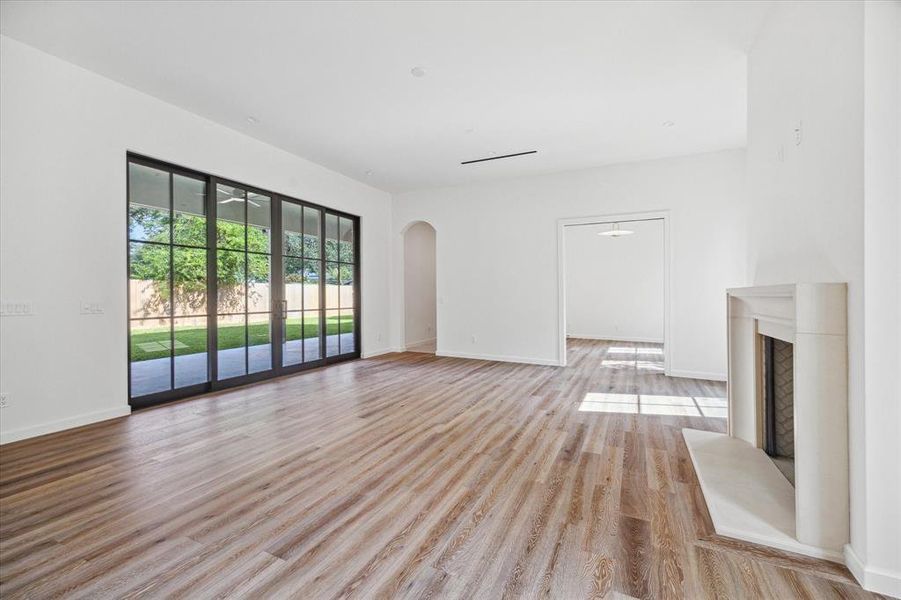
[128, 159, 211, 399]
[127, 155, 360, 408]
[280, 200, 322, 367]
[325, 212, 356, 356]
[278, 200, 359, 367]
[214, 182, 274, 380]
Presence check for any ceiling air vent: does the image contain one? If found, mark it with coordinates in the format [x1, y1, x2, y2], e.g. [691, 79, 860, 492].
[461, 150, 537, 165]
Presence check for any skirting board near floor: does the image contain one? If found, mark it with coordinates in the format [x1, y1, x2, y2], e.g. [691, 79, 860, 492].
[436, 350, 561, 367]
[361, 347, 404, 359]
[844, 544, 901, 598]
[0, 405, 131, 445]
[403, 337, 436, 348]
[567, 334, 664, 344]
[682, 428, 844, 564]
[667, 369, 727, 382]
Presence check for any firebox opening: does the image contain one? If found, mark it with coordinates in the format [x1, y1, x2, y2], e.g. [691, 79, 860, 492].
[762, 335, 794, 485]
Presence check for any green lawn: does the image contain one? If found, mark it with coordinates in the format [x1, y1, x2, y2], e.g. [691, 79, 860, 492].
[131, 315, 353, 361]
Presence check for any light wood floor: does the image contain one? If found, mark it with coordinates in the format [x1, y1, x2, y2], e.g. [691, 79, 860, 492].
[0, 340, 878, 599]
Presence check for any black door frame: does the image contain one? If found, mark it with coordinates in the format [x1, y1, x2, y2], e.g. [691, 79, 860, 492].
[127, 153, 361, 409]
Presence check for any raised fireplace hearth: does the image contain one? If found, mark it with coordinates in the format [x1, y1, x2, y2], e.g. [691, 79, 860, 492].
[683, 283, 848, 562]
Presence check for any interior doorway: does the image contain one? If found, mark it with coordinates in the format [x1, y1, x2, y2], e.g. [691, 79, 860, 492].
[557, 211, 670, 371]
[403, 221, 437, 353]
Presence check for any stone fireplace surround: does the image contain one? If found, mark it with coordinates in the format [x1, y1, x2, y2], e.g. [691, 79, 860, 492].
[683, 283, 848, 562]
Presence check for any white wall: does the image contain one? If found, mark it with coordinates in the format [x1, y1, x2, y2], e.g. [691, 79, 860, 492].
[391, 149, 746, 378]
[746, 2, 899, 595]
[403, 222, 437, 347]
[860, 0, 901, 595]
[0, 36, 393, 443]
[565, 219, 664, 343]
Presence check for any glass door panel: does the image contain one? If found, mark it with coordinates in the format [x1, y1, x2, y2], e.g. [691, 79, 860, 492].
[128, 159, 209, 401]
[130, 318, 172, 396]
[248, 313, 272, 373]
[217, 314, 247, 380]
[281, 200, 324, 367]
[174, 316, 208, 388]
[323, 213, 357, 358]
[303, 310, 321, 361]
[215, 182, 273, 381]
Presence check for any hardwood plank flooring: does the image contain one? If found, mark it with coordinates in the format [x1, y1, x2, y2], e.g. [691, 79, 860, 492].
[0, 339, 879, 599]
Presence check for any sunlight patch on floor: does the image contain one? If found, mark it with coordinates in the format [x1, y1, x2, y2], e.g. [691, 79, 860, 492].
[578, 392, 727, 418]
[608, 346, 663, 356]
[602, 346, 665, 371]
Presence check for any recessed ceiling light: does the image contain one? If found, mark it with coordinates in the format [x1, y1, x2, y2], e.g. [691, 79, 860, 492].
[410, 66, 426, 78]
[662, 120, 675, 128]
[365, 170, 374, 176]
[246, 116, 259, 125]
[464, 127, 475, 134]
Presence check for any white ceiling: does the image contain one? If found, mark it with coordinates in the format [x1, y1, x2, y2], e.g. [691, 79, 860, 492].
[0, 1, 772, 193]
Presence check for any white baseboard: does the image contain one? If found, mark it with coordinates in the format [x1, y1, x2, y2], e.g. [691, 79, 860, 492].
[403, 337, 436, 350]
[361, 346, 403, 359]
[844, 544, 901, 598]
[567, 334, 664, 344]
[0, 405, 132, 445]
[437, 350, 562, 367]
[667, 369, 727, 382]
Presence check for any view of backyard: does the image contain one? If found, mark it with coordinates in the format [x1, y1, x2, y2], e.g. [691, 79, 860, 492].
[127, 165, 358, 399]
[130, 314, 354, 361]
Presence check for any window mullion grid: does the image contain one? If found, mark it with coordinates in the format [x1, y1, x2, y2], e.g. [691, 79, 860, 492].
[129, 158, 360, 402]
[244, 189, 249, 376]
[300, 205, 307, 364]
[207, 177, 217, 385]
[168, 172, 175, 392]
[319, 209, 326, 361]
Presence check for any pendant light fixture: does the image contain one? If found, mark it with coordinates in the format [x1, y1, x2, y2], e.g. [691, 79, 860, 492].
[598, 222, 634, 237]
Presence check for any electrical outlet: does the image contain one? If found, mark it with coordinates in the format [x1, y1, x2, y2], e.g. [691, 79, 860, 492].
[377, 332, 382, 342]
[0, 393, 8, 409]
[471, 335, 477, 344]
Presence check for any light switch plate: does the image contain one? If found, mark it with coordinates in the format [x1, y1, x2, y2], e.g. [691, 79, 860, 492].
[0, 302, 35, 317]
[80, 302, 104, 315]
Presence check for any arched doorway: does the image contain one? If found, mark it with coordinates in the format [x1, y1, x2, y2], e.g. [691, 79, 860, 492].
[403, 221, 437, 353]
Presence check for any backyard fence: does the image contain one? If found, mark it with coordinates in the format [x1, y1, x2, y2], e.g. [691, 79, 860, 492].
[129, 281, 354, 329]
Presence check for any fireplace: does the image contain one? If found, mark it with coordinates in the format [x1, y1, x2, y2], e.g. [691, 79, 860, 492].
[761, 335, 794, 484]
[682, 283, 848, 562]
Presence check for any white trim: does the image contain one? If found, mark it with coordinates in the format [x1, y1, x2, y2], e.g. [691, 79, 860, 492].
[843, 543, 865, 583]
[403, 336, 436, 350]
[567, 334, 664, 344]
[362, 347, 403, 358]
[844, 544, 901, 598]
[437, 350, 562, 367]
[397, 219, 439, 357]
[557, 210, 672, 374]
[0, 405, 131, 445]
[667, 369, 727, 382]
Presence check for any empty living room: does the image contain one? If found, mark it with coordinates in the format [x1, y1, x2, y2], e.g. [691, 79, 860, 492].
[1, 1, 899, 598]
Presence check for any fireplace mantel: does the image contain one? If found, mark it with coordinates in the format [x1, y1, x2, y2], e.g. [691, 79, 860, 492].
[684, 283, 848, 562]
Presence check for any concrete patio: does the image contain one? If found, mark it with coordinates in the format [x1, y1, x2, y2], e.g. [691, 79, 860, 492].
[131, 333, 355, 397]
